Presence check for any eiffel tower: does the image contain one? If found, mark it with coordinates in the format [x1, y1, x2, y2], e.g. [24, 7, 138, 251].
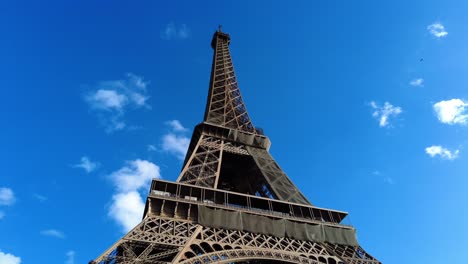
[91, 27, 381, 264]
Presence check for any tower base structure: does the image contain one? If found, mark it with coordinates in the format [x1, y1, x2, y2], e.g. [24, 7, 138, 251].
[93, 180, 380, 264]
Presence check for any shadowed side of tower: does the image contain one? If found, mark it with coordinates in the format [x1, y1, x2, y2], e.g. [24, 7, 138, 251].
[91, 28, 380, 264]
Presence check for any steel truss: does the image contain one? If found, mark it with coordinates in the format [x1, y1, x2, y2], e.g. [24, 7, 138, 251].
[204, 31, 256, 133]
[93, 216, 379, 264]
[176, 123, 311, 204]
[178, 135, 223, 187]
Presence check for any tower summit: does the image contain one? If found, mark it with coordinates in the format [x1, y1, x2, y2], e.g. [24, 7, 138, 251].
[92, 28, 380, 264]
[205, 27, 254, 133]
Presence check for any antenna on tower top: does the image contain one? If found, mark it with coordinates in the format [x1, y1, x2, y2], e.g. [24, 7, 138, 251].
[218, 25, 222, 32]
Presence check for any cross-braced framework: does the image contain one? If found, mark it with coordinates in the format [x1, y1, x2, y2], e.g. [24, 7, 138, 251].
[176, 122, 311, 204]
[204, 31, 256, 134]
[177, 134, 250, 187]
[91, 28, 380, 264]
[178, 135, 223, 187]
[93, 216, 379, 264]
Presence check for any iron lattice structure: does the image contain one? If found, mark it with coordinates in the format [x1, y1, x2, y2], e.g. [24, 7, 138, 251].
[91, 28, 380, 264]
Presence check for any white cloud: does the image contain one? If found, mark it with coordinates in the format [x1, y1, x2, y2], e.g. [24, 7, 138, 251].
[87, 90, 127, 111]
[65, 250, 75, 264]
[108, 191, 145, 232]
[160, 120, 190, 160]
[409, 78, 424, 87]
[107, 160, 161, 232]
[40, 229, 65, 239]
[0, 187, 18, 218]
[110, 159, 160, 193]
[0, 187, 15, 206]
[85, 73, 150, 132]
[427, 22, 448, 38]
[162, 134, 190, 160]
[425, 145, 459, 160]
[0, 250, 21, 264]
[433, 99, 468, 125]
[73, 156, 99, 173]
[370, 101, 402, 127]
[161, 22, 190, 40]
[166, 120, 188, 132]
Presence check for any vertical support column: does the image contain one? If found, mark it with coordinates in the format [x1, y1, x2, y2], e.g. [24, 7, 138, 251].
[177, 135, 223, 188]
[213, 140, 224, 188]
[177, 135, 204, 182]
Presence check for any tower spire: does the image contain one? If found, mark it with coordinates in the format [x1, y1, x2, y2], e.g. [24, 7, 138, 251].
[205, 29, 256, 133]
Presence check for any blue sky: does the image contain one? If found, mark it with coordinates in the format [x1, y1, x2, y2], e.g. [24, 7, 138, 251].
[1, 0, 468, 263]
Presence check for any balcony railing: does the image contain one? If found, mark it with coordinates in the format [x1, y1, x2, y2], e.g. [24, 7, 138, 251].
[148, 179, 351, 228]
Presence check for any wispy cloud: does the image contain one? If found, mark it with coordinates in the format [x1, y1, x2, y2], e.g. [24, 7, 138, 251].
[147, 144, 157, 152]
[166, 120, 188, 132]
[370, 101, 402, 127]
[65, 250, 75, 264]
[161, 22, 190, 40]
[425, 145, 459, 160]
[373, 170, 394, 184]
[162, 134, 190, 160]
[0, 187, 15, 206]
[87, 90, 127, 111]
[0, 250, 21, 264]
[33, 193, 47, 202]
[73, 156, 99, 173]
[108, 160, 161, 232]
[433, 99, 468, 125]
[383, 177, 394, 185]
[0, 211, 4, 220]
[161, 120, 190, 160]
[85, 73, 151, 132]
[409, 78, 424, 87]
[40, 229, 65, 239]
[427, 22, 448, 38]
[178, 24, 190, 39]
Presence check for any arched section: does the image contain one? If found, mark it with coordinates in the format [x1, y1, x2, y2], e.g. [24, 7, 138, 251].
[189, 244, 204, 255]
[179, 248, 321, 264]
[224, 245, 233, 250]
[184, 251, 196, 259]
[212, 244, 223, 251]
[200, 242, 214, 253]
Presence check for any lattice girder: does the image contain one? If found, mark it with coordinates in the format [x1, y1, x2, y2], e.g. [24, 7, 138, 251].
[204, 30, 256, 133]
[93, 215, 379, 264]
[177, 135, 223, 188]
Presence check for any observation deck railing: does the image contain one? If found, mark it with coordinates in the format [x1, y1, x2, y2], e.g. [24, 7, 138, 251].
[147, 179, 351, 229]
